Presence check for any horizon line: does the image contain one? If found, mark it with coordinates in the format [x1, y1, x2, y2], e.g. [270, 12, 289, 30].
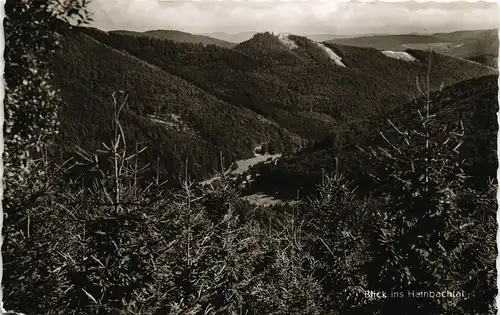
[86, 25, 498, 38]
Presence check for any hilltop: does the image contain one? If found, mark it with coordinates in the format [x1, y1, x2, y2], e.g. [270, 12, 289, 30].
[203, 31, 428, 44]
[327, 29, 498, 68]
[202, 29, 498, 68]
[200, 31, 257, 43]
[52, 30, 300, 185]
[51, 28, 496, 185]
[107, 28, 237, 48]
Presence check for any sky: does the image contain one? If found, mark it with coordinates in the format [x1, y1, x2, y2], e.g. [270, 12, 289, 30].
[88, 0, 499, 36]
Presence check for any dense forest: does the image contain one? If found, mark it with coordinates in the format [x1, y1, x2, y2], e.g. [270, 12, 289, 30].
[242, 74, 498, 200]
[52, 30, 302, 186]
[50, 26, 496, 186]
[327, 29, 499, 69]
[111, 29, 238, 48]
[2, 1, 498, 314]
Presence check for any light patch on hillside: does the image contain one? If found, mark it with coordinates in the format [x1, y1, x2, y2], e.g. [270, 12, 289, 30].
[200, 145, 281, 185]
[275, 33, 298, 49]
[402, 42, 455, 51]
[242, 193, 299, 207]
[146, 113, 202, 137]
[231, 151, 281, 175]
[315, 42, 346, 67]
[256, 113, 278, 125]
[381, 50, 417, 62]
[147, 113, 182, 128]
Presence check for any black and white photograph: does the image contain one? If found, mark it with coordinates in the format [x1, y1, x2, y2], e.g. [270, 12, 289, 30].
[1, 0, 498, 314]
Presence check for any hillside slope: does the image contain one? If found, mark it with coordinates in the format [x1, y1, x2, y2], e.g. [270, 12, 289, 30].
[78, 29, 496, 140]
[110, 28, 237, 48]
[243, 74, 498, 199]
[52, 31, 300, 184]
[52, 28, 496, 185]
[200, 31, 257, 43]
[327, 29, 498, 67]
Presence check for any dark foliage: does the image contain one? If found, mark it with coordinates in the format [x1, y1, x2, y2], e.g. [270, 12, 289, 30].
[51, 31, 301, 186]
[110, 28, 237, 48]
[2, 3, 497, 314]
[246, 74, 498, 200]
[47, 27, 495, 187]
[2, 0, 92, 212]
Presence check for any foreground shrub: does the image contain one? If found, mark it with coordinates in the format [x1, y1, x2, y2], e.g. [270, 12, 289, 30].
[355, 64, 497, 314]
[3, 94, 324, 314]
[305, 162, 372, 313]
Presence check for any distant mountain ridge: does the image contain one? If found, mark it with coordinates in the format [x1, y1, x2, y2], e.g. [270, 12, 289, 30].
[88, 27, 498, 68]
[201, 31, 409, 43]
[102, 28, 237, 48]
[52, 27, 496, 186]
[326, 29, 498, 68]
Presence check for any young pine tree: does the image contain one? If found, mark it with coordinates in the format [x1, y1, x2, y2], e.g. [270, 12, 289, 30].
[358, 54, 496, 314]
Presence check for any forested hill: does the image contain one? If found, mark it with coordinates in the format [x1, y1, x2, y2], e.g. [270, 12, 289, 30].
[110, 28, 237, 48]
[242, 74, 499, 200]
[52, 30, 302, 184]
[50, 27, 497, 186]
[326, 29, 498, 68]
